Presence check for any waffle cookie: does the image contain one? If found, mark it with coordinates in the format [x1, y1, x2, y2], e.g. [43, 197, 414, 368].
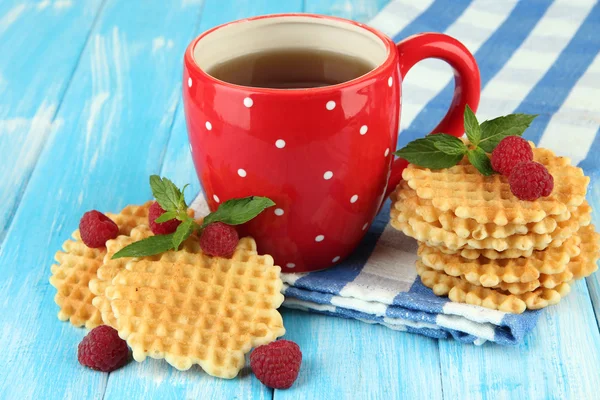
[49, 202, 152, 329]
[418, 233, 581, 286]
[104, 229, 285, 378]
[393, 191, 590, 253]
[89, 226, 155, 328]
[417, 261, 570, 314]
[49, 230, 104, 329]
[402, 147, 589, 225]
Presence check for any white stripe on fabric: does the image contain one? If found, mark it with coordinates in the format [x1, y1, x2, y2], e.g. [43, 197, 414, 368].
[538, 53, 600, 164]
[330, 295, 389, 316]
[436, 314, 496, 342]
[400, 0, 518, 129]
[443, 301, 506, 325]
[338, 226, 418, 304]
[368, 0, 434, 38]
[281, 272, 309, 285]
[476, 0, 595, 121]
[382, 316, 440, 330]
[283, 298, 337, 313]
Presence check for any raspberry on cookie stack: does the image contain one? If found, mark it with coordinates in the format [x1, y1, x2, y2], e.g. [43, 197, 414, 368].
[391, 139, 600, 314]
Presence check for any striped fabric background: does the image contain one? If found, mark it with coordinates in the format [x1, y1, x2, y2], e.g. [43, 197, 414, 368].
[268, 0, 599, 344]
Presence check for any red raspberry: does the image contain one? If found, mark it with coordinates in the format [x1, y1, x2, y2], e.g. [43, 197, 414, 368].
[79, 210, 119, 248]
[148, 201, 181, 235]
[78, 325, 129, 372]
[250, 340, 302, 389]
[491, 136, 534, 176]
[199, 222, 239, 258]
[509, 161, 554, 201]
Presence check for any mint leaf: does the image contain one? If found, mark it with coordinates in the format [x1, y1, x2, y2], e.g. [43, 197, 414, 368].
[149, 175, 182, 212]
[179, 184, 190, 209]
[202, 196, 275, 228]
[172, 219, 196, 250]
[433, 135, 468, 156]
[464, 105, 480, 145]
[467, 147, 495, 176]
[394, 134, 464, 169]
[112, 234, 175, 259]
[478, 114, 538, 152]
[154, 210, 178, 223]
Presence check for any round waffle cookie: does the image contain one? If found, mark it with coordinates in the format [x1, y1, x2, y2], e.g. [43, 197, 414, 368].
[104, 227, 286, 379]
[402, 147, 589, 225]
[418, 233, 581, 286]
[392, 185, 591, 252]
[395, 181, 586, 240]
[49, 202, 152, 329]
[90, 209, 197, 328]
[416, 261, 570, 314]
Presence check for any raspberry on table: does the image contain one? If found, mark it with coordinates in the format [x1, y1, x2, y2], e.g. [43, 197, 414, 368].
[79, 210, 119, 248]
[148, 201, 181, 235]
[509, 161, 554, 201]
[199, 222, 239, 258]
[491, 136, 534, 176]
[250, 340, 302, 389]
[78, 325, 129, 372]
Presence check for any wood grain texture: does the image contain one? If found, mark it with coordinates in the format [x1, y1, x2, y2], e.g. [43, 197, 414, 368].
[0, 0, 103, 242]
[0, 0, 202, 398]
[438, 280, 600, 400]
[276, 310, 443, 400]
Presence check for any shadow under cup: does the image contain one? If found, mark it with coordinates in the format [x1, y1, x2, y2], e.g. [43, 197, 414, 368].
[183, 14, 402, 273]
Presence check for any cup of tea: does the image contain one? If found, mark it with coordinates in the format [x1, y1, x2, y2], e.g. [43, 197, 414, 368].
[183, 13, 480, 273]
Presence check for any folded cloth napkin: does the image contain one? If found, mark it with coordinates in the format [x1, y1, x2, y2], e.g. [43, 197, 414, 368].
[190, 0, 600, 344]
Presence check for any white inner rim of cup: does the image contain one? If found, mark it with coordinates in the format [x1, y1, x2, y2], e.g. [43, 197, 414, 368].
[193, 16, 388, 75]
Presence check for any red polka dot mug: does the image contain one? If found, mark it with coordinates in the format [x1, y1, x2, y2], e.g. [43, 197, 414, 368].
[183, 14, 480, 272]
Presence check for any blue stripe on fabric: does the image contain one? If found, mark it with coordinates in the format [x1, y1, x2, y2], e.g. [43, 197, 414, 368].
[392, 0, 471, 42]
[519, 2, 600, 144]
[498, 311, 541, 345]
[292, 201, 393, 294]
[578, 126, 600, 173]
[398, 0, 554, 148]
[292, 0, 472, 296]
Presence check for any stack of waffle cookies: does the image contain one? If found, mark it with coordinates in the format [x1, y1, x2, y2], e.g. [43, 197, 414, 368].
[391, 146, 600, 314]
[49, 203, 285, 378]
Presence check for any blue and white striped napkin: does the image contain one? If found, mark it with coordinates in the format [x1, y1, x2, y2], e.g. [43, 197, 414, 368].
[193, 0, 600, 345]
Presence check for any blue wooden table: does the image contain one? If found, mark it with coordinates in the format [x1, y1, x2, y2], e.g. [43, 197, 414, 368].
[1, 1, 599, 399]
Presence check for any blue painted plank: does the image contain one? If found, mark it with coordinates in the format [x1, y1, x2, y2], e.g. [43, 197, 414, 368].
[585, 173, 600, 331]
[276, 310, 443, 400]
[0, 0, 104, 242]
[0, 0, 202, 398]
[103, 1, 305, 399]
[438, 279, 600, 400]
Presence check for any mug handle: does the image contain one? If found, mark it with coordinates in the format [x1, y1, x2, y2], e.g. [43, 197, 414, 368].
[385, 33, 481, 198]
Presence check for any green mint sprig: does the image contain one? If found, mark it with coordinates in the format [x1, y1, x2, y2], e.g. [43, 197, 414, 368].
[394, 106, 537, 176]
[112, 175, 275, 259]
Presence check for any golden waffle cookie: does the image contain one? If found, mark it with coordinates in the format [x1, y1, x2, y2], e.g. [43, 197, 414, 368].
[402, 147, 589, 225]
[105, 230, 285, 379]
[49, 230, 104, 329]
[392, 182, 591, 252]
[89, 226, 155, 328]
[89, 208, 196, 327]
[418, 233, 580, 286]
[416, 261, 570, 314]
[395, 181, 590, 240]
[566, 224, 600, 279]
[49, 202, 152, 329]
